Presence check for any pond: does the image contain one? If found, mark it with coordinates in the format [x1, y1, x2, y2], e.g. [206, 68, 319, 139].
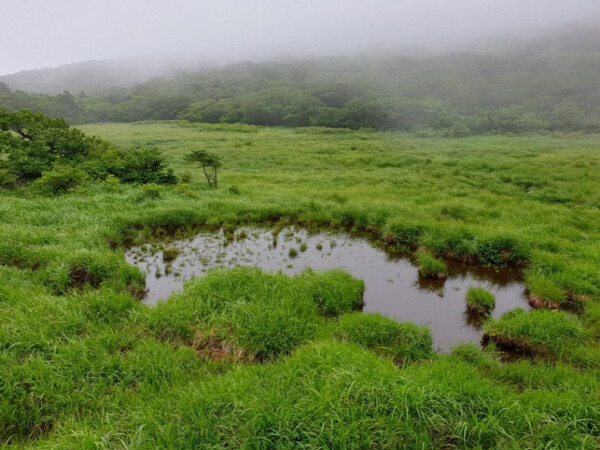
[125, 227, 530, 352]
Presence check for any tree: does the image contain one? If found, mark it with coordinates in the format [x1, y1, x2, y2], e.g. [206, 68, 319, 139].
[0, 109, 177, 188]
[184, 150, 222, 187]
[0, 109, 94, 180]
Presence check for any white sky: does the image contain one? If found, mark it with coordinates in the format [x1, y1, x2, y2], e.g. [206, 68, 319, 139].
[1, 0, 599, 75]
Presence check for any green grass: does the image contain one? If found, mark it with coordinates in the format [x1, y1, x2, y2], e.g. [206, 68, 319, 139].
[526, 272, 567, 308]
[417, 251, 448, 279]
[162, 246, 181, 262]
[466, 286, 496, 314]
[301, 268, 365, 316]
[333, 312, 433, 362]
[484, 308, 596, 364]
[1, 122, 600, 446]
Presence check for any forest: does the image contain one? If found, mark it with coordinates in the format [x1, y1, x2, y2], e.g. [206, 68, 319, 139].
[1, 26, 599, 134]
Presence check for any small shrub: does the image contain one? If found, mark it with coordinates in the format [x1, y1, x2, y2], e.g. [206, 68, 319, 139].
[33, 165, 86, 194]
[416, 252, 447, 279]
[0, 168, 17, 188]
[288, 248, 298, 258]
[172, 183, 199, 199]
[300, 243, 308, 252]
[334, 312, 433, 362]
[115, 147, 178, 185]
[103, 174, 121, 192]
[137, 183, 163, 200]
[180, 170, 192, 183]
[465, 287, 496, 314]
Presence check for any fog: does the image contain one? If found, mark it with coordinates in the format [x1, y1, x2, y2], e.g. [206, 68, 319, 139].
[2, 0, 600, 75]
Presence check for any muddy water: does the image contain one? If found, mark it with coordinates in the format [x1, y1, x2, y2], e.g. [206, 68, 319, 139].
[125, 227, 530, 352]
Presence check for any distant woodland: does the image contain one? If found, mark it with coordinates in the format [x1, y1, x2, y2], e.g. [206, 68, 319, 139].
[1, 27, 599, 134]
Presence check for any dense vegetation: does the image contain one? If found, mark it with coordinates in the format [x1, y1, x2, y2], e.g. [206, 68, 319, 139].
[0, 109, 176, 192]
[0, 121, 598, 446]
[1, 27, 599, 134]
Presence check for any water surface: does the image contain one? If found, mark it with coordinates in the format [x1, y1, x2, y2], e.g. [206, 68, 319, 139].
[126, 227, 529, 352]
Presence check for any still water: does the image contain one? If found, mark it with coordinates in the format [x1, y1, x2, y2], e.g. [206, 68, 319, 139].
[126, 227, 529, 352]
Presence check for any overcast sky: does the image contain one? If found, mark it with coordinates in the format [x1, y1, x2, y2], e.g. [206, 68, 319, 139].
[1, 0, 599, 75]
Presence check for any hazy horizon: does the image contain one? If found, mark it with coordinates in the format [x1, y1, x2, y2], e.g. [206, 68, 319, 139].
[2, 0, 600, 76]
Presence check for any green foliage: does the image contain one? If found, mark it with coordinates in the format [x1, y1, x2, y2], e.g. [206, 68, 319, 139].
[150, 268, 323, 359]
[110, 147, 177, 185]
[0, 123, 599, 447]
[4, 31, 600, 134]
[0, 168, 17, 187]
[476, 235, 530, 265]
[137, 183, 164, 201]
[334, 312, 433, 362]
[301, 268, 364, 316]
[32, 165, 87, 194]
[484, 309, 591, 360]
[0, 110, 176, 190]
[417, 251, 447, 279]
[526, 273, 566, 306]
[0, 109, 94, 182]
[466, 287, 496, 314]
[180, 170, 192, 183]
[184, 149, 221, 187]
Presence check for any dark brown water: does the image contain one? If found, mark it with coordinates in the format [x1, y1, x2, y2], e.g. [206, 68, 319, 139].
[125, 227, 530, 352]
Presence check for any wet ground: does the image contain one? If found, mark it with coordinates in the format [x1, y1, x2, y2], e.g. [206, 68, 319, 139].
[125, 227, 530, 352]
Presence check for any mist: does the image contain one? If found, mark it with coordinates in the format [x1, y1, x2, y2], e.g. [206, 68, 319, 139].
[2, 0, 600, 76]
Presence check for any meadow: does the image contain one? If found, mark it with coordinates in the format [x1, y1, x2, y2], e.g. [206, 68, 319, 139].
[1, 121, 599, 447]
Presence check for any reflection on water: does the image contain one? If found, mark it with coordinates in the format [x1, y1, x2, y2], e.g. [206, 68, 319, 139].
[125, 227, 530, 352]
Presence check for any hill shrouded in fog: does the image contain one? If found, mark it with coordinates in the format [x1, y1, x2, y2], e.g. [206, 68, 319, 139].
[1, 24, 599, 134]
[0, 57, 212, 95]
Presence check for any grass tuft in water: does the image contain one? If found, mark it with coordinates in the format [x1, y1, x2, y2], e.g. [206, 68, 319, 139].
[417, 251, 447, 279]
[466, 287, 496, 315]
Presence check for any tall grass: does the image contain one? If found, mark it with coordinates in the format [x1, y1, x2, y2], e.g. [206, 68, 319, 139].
[1, 123, 599, 446]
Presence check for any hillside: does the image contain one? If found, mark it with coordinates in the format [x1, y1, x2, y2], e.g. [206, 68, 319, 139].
[0, 57, 211, 95]
[1, 24, 599, 133]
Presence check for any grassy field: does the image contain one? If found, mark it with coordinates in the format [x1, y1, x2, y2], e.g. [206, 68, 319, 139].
[1, 121, 599, 447]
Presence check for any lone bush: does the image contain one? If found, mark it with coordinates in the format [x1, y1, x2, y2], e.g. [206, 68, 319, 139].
[137, 183, 164, 201]
[33, 165, 87, 194]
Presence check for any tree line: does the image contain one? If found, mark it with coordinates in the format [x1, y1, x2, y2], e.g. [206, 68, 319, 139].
[1, 44, 599, 135]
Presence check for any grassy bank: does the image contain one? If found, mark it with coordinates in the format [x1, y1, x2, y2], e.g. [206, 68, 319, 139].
[1, 122, 599, 447]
